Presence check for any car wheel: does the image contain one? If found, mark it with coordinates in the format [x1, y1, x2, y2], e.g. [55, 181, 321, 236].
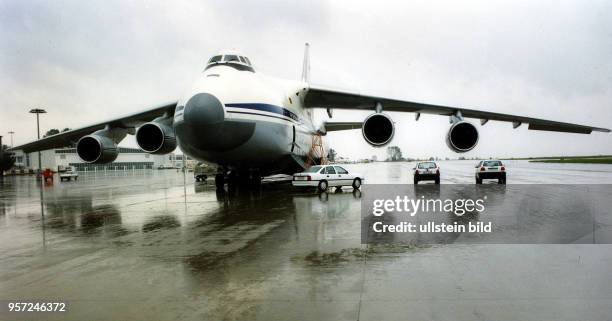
[435, 177, 440, 184]
[352, 178, 361, 189]
[318, 180, 328, 192]
[476, 177, 482, 184]
[499, 177, 506, 184]
[413, 178, 419, 185]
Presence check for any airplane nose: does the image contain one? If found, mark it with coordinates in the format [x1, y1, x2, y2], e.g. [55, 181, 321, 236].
[183, 93, 224, 126]
[175, 92, 256, 153]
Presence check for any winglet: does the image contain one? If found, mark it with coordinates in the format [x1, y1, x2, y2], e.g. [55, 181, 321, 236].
[301, 43, 310, 83]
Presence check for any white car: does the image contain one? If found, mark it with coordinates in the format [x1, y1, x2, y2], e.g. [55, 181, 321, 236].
[413, 161, 440, 184]
[292, 165, 363, 192]
[59, 166, 79, 182]
[475, 160, 506, 184]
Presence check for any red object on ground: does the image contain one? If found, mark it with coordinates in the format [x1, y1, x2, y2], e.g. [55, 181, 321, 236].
[43, 168, 53, 182]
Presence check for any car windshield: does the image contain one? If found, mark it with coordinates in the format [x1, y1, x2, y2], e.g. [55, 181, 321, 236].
[483, 161, 502, 166]
[417, 162, 436, 169]
[303, 166, 322, 173]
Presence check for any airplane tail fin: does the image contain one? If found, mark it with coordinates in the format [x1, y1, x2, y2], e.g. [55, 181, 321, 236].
[301, 43, 310, 83]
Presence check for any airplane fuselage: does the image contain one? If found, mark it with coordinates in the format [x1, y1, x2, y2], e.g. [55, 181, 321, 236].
[173, 65, 324, 175]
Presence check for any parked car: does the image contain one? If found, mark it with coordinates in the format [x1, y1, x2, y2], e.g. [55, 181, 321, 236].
[59, 166, 78, 181]
[292, 165, 363, 192]
[475, 160, 506, 184]
[413, 161, 440, 184]
[194, 163, 215, 182]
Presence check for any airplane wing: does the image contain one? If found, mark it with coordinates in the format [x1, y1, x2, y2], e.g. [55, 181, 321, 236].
[10, 102, 177, 153]
[304, 86, 610, 134]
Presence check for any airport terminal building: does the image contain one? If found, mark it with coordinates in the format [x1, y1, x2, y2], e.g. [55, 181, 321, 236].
[13, 147, 172, 171]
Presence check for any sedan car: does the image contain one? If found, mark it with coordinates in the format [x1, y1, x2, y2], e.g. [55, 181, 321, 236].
[475, 160, 506, 184]
[292, 165, 363, 192]
[413, 161, 440, 184]
[59, 166, 79, 182]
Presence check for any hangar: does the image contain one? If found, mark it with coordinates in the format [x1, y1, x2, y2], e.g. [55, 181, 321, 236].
[11, 147, 172, 172]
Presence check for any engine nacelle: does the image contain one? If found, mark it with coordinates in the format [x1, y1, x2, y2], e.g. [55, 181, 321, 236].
[362, 113, 395, 146]
[76, 134, 119, 163]
[136, 122, 177, 154]
[446, 121, 479, 152]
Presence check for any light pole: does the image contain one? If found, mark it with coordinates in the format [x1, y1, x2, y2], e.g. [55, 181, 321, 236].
[8, 131, 14, 147]
[29, 109, 46, 177]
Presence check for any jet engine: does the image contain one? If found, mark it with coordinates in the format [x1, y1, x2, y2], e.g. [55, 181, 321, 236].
[136, 121, 177, 154]
[76, 134, 119, 163]
[362, 113, 395, 146]
[446, 121, 479, 152]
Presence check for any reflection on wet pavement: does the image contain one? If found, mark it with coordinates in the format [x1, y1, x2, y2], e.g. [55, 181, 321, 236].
[1, 161, 612, 320]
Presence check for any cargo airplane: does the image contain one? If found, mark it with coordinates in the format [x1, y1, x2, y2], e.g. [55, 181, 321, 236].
[11, 44, 610, 187]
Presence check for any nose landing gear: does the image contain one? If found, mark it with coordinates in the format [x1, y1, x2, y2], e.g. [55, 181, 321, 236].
[214, 172, 225, 189]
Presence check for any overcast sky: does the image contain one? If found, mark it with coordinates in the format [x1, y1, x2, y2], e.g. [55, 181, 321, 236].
[1, 0, 611, 160]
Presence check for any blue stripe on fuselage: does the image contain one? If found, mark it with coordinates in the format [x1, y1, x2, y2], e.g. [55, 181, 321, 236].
[225, 103, 300, 122]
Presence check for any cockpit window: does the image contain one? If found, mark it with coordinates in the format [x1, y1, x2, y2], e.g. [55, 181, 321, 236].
[223, 55, 240, 63]
[204, 53, 255, 72]
[208, 55, 222, 64]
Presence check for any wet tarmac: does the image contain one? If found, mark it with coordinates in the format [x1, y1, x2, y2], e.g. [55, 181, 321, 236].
[1, 161, 612, 320]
